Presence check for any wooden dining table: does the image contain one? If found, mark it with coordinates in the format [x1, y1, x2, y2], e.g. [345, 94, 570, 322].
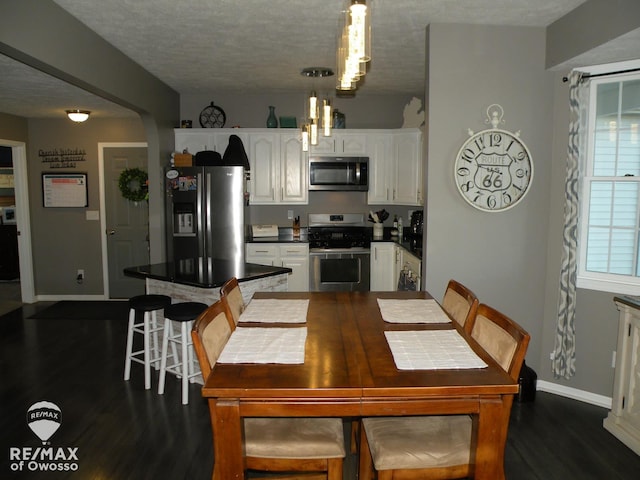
[201, 290, 519, 480]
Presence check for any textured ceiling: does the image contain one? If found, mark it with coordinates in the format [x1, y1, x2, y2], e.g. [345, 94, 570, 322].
[2, 0, 630, 120]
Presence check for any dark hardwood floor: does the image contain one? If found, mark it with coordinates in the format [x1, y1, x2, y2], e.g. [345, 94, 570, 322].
[1, 302, 639, 479]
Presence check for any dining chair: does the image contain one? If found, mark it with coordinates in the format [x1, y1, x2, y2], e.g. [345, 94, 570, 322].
[191, 297, 346, 480]
[219, 276, 244, 326]
[441, 279, 479, 333]
[359, 302, 530, 480]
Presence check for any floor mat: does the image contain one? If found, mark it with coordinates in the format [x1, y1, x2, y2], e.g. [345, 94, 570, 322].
[28, 301, 129, 320]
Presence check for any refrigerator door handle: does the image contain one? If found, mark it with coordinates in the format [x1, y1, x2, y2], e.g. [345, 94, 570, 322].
[196, 172, 204, 253]
[205, 172, 213, 257]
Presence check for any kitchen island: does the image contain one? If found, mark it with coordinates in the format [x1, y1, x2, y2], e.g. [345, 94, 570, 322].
[124, 257, 292, 305]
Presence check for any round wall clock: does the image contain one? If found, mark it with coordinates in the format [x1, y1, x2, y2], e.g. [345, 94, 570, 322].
[199, 101, 226, 128]
[454, 122, 533, 212]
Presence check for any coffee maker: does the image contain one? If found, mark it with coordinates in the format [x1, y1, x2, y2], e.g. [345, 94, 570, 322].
[410, 210, 423, 236]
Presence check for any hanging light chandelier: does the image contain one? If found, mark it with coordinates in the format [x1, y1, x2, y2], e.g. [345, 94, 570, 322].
[301, 67, 334, 151]
[337, 0, 371, 92]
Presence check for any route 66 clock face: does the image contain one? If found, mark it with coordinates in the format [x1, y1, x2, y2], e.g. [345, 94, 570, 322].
[454, 128, 533, 212]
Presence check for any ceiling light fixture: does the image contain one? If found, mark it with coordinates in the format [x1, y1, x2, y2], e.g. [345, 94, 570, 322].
[66, 109, 90, 122]
[301, 68, 334, 151]
[337, 0, 371, 92]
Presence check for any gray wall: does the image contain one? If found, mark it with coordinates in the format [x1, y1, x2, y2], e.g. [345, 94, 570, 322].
[0, 0, 180, 264]
[27, 118, 145, 295]
[181, 92, 419, 130]
[425, 24, 554, 382]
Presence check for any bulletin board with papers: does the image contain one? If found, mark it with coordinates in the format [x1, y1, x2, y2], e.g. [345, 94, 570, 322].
[42, 173, 88, 208]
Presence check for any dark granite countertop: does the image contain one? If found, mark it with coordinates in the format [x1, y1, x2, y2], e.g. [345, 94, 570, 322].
[246, 226, 423, 259]
[370, 228, 423, 260]
[124, 257, 291, 289]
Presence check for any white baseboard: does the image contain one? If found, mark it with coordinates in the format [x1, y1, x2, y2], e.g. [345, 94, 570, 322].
[35, 295, 111, 301]
[537, 380, 612, 409]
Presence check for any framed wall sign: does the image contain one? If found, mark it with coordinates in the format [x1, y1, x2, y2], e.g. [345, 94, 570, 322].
[42, 172, 88, 208]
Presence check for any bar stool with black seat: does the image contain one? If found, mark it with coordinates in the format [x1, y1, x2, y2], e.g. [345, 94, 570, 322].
[124, 294, 172, 390]
[158, 301, 209, 405]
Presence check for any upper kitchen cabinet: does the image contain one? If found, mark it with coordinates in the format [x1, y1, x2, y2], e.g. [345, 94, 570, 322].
[175, 129, 307, 205]
[248, 131, 307, 205]
[311, 132, 367, 155]
[368, 129, 423, 206]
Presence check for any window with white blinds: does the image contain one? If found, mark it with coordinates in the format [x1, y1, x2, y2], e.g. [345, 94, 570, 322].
[578, 74, 640, 294]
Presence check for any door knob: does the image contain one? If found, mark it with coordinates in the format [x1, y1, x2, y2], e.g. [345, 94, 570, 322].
[106, 229, 116, 235]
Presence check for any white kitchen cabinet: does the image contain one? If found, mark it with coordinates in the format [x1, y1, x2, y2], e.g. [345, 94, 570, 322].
[248, 133, 279, 203]
[278, 244, 309, 292]
[311, 132, 367, 155]
[370, 242, 397, 291]
[246, 243, 278, 266]
[371, 242, 422, 292]
[248, 132, 307, 205]
[246, 243, 309, 292]
[280, 133, 308, 204]
[604, 297, 640, 456]
[367, 129, 423, 206]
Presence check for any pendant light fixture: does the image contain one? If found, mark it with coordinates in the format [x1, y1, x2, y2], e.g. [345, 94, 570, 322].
[301, 67, 334, 149]
[336, 0, 371, 92]
[66, 109, 90, 122]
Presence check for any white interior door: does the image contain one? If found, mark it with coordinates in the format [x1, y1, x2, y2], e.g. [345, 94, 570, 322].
[100, 144, 148, 298]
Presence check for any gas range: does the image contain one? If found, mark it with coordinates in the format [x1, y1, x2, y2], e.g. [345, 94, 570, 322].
[307, 213, 370, 250]
[308, 213, 370, 292]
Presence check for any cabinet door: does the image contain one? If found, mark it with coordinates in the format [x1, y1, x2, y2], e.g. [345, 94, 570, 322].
[393, 131, 423, 205]
[367, 133, 393, 204]
[249, 133, 279, 204]
[280, 133, 308, 204]
[311, 136, 336, 154]
[279, 245, 309, 292]
[370, 243, 396, 291]
[246, 244, 278, 266]
[310, 132, 367, 155]
[340, 133, 368, 155]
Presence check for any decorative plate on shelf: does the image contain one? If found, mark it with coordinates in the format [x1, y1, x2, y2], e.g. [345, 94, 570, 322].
[199, 101, 226, 128]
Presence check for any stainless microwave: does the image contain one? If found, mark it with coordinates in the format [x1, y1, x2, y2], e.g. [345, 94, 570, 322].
[308, 156, 368, 191]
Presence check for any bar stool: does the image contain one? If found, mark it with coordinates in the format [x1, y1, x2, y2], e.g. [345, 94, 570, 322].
[124, 294, 172, 390]
[158, 301, 208, 405]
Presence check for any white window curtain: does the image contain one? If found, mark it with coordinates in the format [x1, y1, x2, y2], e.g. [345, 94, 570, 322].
[553, 71, 590, 379]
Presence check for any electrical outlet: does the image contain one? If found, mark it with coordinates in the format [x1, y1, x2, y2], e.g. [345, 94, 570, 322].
[287, 210, 294, 220]
[77, 269, 84, 284]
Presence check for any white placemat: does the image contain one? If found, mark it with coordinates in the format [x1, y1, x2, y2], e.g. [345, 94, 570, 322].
[377, 298, 452, 324]
[384, 330, 487, 370]
[239, 298, 309, 324]
[217, 327, 307, 364]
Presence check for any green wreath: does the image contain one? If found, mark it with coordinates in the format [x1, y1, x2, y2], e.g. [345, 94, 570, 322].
[118, 168, 148, 202]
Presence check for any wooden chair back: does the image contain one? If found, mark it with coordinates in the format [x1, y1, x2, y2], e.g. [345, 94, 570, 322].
[219, 276, 244, 326]
[471, 303, 530, 381]
[442, 279, 479, 333]
[191, 297, 234, 381]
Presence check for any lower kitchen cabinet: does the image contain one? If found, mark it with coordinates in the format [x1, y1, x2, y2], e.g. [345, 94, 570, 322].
[370, 242, 422, 292]
[246, 243, 309, 292]
[370, 243, 398, 291]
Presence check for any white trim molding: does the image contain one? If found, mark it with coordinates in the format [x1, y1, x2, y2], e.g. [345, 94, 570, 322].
[537, 380, 612, 409]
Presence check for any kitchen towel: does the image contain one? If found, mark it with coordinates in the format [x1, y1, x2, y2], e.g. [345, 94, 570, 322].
[239, 298, 309, 323]
[217, 327, 307, 364]
[376, 298, 451, 324]
[384, 330, 487, 370]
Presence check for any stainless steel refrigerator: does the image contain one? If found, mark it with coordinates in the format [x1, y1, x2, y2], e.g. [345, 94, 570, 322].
[166, 165, 247, 265]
